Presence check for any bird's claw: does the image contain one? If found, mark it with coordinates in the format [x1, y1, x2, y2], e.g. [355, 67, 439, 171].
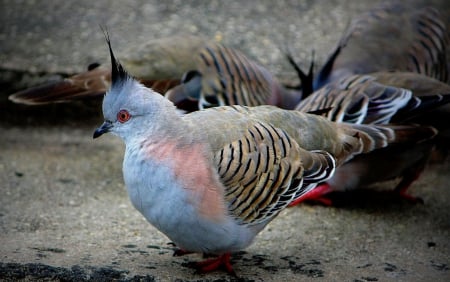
[185, 253, 237, 276]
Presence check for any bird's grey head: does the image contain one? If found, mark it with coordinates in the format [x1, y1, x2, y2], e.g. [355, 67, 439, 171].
[93, 32, 175, 141]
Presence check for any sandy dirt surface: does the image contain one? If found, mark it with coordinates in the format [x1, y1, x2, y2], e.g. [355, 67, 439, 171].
[1, 0, 449, 281]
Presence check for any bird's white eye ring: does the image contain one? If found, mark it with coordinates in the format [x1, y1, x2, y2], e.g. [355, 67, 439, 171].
[117, 109, 131, 123]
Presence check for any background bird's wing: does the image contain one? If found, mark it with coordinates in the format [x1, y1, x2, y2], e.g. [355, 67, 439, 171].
[8, 35, 209, 105]
[296, 74, 413, 124]
[9, 66, 111, 105]
[165, 42, 281, 111]
[297, 72, 450, 126]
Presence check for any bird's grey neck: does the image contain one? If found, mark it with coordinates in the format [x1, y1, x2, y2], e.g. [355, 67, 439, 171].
[126, 113, 197, 149]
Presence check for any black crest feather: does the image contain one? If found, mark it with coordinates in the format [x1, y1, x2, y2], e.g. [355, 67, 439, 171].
[285, 50, 315, 99]
[101, 26, 130, 88]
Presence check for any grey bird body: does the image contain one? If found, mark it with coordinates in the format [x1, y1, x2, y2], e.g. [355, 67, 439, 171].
[92, 35, 433, 273]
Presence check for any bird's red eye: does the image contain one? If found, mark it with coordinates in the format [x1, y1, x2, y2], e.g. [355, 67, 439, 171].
[117, 109, 131, 123]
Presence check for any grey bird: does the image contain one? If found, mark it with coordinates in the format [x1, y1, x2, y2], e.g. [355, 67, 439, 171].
[91, 33, 434, 274]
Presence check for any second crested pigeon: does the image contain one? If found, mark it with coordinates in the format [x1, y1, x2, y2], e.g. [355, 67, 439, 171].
[290, 73, 449, 205]
[8, 36, 302, 112]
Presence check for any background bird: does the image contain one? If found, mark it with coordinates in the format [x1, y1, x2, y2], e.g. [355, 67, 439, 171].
[8, 35, 303, 112]
[92, 34, 434, 274]
[8, 35, 208, 105]
[290, 73, 448, 205]
[311, 2, 449, 91]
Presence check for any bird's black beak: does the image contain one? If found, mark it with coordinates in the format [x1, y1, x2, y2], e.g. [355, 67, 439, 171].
[93, 121, 113, 139]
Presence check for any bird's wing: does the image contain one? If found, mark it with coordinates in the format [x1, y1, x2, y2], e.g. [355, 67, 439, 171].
[213, 120, 336, 225]
[296, 74, 413, 124]
[368, 71, 450, 97]
[9, 66, 111, 105]
[8, 35, 208, 105]
[165, 43, 299, 111]
[188, 105, 398, 167]
[196, 43, 275, 108]
[297, 73, 450, 125]
[186, 105, 413, 225]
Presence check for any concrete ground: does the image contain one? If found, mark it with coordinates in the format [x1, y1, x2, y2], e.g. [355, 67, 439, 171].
[0, 1, 449, 281]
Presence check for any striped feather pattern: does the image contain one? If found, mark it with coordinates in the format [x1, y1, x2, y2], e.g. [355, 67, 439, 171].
[296, 75, 412, 124]
[191, 106, 407, 225]
[292, 150, 336, 199]
[406, 7, 449, 82]
[193, 105, 401, 166]
[213, 121, 335, 225]
[197, 44, 273, 108]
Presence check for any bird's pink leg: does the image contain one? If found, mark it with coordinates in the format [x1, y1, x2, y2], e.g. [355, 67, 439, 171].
[393, 167, 424, 204]
[189, 253, 236, 276]
[288, 183, 333, 207]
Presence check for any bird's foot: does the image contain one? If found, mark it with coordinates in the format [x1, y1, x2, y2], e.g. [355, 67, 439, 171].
[393, 168, 424, 204]
[173, 248, 194, 257]
[187, 253, 236, 276]
[288, 183, 333, 207]
[396, 190, 424, 204]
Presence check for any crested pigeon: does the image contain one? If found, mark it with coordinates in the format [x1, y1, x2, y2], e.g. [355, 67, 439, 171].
[8, 35, 302, 111]
[92, 33, 437, 274]
[290, 73, 449, 206]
